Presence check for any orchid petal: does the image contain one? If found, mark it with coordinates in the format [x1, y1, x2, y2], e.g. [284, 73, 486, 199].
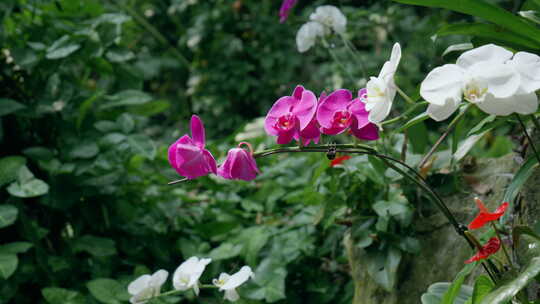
[457, 44, 512, 69]
[426, 98, 461, 122]
[367, 98, 392, 124]
[218, 148, 259, 181]
[220, 266, 254, 290]
[264, 96, 296, 136]
[292, 85, 304, 100]
[190, 115, 205, 148]
[296, 21, 325, 53]
[350, 121, 379, 141]
[276, 128, 296, 144]
[150, 270, 169, 287]
[420, 64, 464, 106]
[128, 275, 152, 295]
[316, 89, 352, 128]
[224, 289, 240, 302]
[293, 89, 318, 130]
[468, 62, 520, 98]
[508, 51, 540, 93]
[299, 118, 321, 145]
[476, 92, 538, 116]
[348, 98, 370, 129]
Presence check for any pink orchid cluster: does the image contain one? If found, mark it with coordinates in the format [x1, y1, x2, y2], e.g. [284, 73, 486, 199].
[264, 85, 379, 145]
[168, 115, 259, 181]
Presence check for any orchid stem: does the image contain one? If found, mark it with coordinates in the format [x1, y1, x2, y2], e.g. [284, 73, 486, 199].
[322, 38, 356, 83]
[381, 101, 428, 126]
[491, 222, 514, 269]
[395, 85, 415, 104]
[418, 104, 471, 169]
[515, 114, 540, 164]
[150, 284, 219, 300]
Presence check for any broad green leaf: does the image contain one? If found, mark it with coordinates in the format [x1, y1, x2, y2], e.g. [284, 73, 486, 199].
[77, 92, 104, 129]
[502, 156, 539, 208]
[512, 225, 540, 249]
[209, 243, 243, 260]
[471, 275, 494, 304]
[100, 90, 152, 110]
[69, 142, 99, 159]
[128, 100, 171, 117]
[248, 258, 287, 303]
[127, 135, 156, 160]
[0, 253, 18, 279]
[441, 262, 476, 304]
[46, 44, 81, 59]
[366, 247, 402, 291]
[480, 256, 540, 304]
[23, 147, 54, 161]
[117, 113, 135, 133]
[42, 287, 85, 304]
[0, 205, 18, 228]
[467, 115, 496, 136]
[0, 98, 26, 117]
[7, 178, 49, 198]
[392, 0, 540, 45]
[0, 156, 26, 186]
[396, 112, 429, 133]
[87, 278, 128, 304]
[73, 235, 117, 257]
[105, 48, 134, 62]
[0, 242, 33, 254]
[454, 130, 489, 161]
[421, 282, 473, 304]
[437, 23, 540, 50]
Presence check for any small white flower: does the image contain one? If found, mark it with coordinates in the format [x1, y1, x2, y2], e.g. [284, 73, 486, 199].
[172, 256, 212, 295]
[420, 44, 538, 120]
[296, 21, 327, 53]
[309, 5, 347, 34]
[212, 266, 254, 302]
[127, 269, 168, 304]
[364, 42, 402, 123]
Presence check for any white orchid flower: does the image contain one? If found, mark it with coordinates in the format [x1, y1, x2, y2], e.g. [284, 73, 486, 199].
[212, 266, 254, 302]
[309, 5, 347, 34]
[127, 269, 168, 304]
[296, 21, 327, 53]
[420, 44, 538, 121]
[172, 256, 212, 295]
[364, 42, 402, 123]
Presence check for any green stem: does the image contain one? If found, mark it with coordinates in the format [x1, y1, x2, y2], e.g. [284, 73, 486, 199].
[322, 38, 355, 83]
[111, 1, 190, 69]
[491, 222, 514, 270]
[516, 113, 540, 165]
[381, 101, 428, 126]
[395, 85, 415, 104]
[418, 104, 471, 169]
[152, 284, 218, 300]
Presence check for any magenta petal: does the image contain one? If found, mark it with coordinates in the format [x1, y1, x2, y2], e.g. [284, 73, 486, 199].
[320, 126, 347, 135]
[218, 148, 259, 181]
[175, 138, 216, 179]
[264, 96, 296, 136]
[168, 137, 183, 172]
[293, 89, 318, 130]
[292, 85, 304, 100]
[350, 121, 379, 141]
[190, 115, 205, 148]
[203, 149, 217, 174]
[316, 89, 353, 128]
[276, 128, 296, 144]
[300, 118, 321, 145]
[348, 98, 370, 129]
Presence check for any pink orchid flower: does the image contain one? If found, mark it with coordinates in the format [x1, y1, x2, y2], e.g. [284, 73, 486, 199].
[264, 85, 318, 145]
[168, 115, 217, 179]
[218, 142, 260, 181]
[316, 88, 379, 140]
[279, 0, 297, 23]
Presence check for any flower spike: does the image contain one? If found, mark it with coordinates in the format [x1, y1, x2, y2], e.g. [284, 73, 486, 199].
[468, 197, 509, 229]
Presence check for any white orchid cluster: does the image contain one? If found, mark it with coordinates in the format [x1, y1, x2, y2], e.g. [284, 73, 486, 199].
[420, 44, 540, 121]
[127, 257, 254, 304]
[296, 5, 347, 52]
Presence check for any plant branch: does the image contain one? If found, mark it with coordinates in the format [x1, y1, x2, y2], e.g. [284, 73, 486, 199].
[516, 113, 540, 164]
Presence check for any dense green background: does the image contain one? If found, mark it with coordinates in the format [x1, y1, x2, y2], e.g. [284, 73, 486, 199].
[1, 0, 533, 303]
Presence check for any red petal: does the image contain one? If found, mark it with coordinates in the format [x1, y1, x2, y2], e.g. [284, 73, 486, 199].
[330, 155, 352, 167]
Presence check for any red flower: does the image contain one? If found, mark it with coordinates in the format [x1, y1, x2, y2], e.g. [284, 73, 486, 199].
[465, 237, 501, 264]
[468, 198, 509, 229]
[330, 155, 352, 167]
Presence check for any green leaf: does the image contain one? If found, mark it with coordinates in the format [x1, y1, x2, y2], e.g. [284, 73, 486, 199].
[249, 258, 287, 303]
[23, 147, 54, 161]
[512, 225, 540, 249]
[127, 134, 156, 160]
[454, 131, 489, 161]
[396, 112, 429, 133]
[42, 287, 85, 304]
[436, 23, 540, 50]
[392, 0, 540, 45]
[73, 235, 117, 257]
[441, 262, 476, 304]
[442, 43, 474, 56]
[0, 156, 26, 186]
[117, 113, 135, 133]
[87, 278, 128, 304]
[100, 90, 153, 110]
[46, 41, 81, 59]
[0, 253, 18, 279]
[0, 242, 33, 254]
[128, 100, 171, 116]
[480, 256, 540, 304]
[0, 99, 26, 117]
[502, 156, 539, 209]
[69, 142, 99, 159]
[366, 247, 402, 291]
[105, 48, 134, 62]
[209, 243, 243, 260]
[0, 205, 18, 228]
[519, 10, 540, 25]
[421, 282, 473, 304]
[77, 92, 104, 130]
[7, 178, 50, 198]
[471, 275, 494, 304]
